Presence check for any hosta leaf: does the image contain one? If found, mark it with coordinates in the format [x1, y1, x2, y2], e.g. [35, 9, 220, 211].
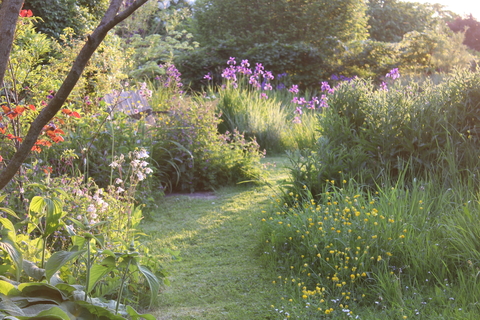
[0, 280, 20, 296]
[22, 260, 45, 281]
[0, 296, 25, 317]
[74, 301, 125, 320]
[29, 306, 69, 320]
[17, 283, 66, 303]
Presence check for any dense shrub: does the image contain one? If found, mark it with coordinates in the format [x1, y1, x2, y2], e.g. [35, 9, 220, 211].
[287, 69, 480, 197]
[154, 95, 265, 192]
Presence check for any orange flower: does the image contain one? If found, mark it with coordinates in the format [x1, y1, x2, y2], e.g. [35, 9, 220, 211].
[14, 106, 25, 114]
[31, 145, 42, 153]
[19, 9, 33, 17]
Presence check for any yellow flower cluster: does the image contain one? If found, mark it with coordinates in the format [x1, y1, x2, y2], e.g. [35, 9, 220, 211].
[263, 187, 413, 316]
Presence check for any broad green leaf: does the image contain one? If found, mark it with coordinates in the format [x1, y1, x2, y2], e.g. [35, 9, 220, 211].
[100, 249, 116, 258]
[74, 301, 125, 320]
[137, 264, 161, 308]
[17, 283, 66, 303]
[0, 217, 17, 241]
[0, 195, 20, 219]
[0, 280, 20, 296]
[25, 306, 70, 320]
[71, 236, 86, 249]
[29, 196, 45, 214]
[87, 256, 116, 294]
[45, 250, 85, 283]
[126, 305, 156, 320]
[0, 296, 25, 317]
[23, 260, 45, 281]
[44, 198, 63, 237]
[0, 239, 23, 281]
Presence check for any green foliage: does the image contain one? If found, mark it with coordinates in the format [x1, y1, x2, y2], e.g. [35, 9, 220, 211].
[155, 94, 265, 192]
[262, 173, 480, 318]
[367, 0, 454, 42]
[287, 70, 480, 198]
[193, 0, 368, 46]
[0, 280, 132, 319]
[23, 0, 109, 39]
[181, 0, 369, 89]
[448, 15, 480, 52]
[122, 5, 199, 81]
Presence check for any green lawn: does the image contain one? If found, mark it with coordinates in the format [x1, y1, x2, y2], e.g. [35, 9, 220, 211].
[143, 157, 289, 319]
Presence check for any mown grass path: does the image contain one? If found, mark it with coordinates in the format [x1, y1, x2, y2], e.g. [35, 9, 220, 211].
[143, 157, 289, 319]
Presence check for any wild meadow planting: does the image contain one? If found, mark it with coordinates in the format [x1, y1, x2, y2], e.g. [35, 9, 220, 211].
[261, 69, 480, 318]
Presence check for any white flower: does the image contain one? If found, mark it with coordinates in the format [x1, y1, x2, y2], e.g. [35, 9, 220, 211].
[115, 178, 123, 184]
[137, 172, 145, 181]
[137, 149, 149, 159]
[101, 202, 109, 212]
[117, 187, 125, 193]
[131, 160, 140, 167]
[145, 167, 153, 174]
[86, 204, 96, 214]
[140, 161, 149, 167]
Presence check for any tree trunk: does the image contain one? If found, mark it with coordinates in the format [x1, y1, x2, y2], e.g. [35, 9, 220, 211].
[0, 0, 24, 87]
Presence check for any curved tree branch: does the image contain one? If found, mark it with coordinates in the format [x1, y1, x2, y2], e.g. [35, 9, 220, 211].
[0, 0, 150, 191]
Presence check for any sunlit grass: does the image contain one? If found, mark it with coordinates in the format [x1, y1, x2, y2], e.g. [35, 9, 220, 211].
[261, 172, 480, 319]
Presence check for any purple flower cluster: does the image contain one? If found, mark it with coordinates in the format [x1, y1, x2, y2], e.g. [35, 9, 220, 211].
[212, 58, 276, 95]
[380, 81, 388, 91]
[331, 74, 356, 82]
[386, 68, 400, 80]
[158, 63, 183, 90]
[321, 81, 335, 94]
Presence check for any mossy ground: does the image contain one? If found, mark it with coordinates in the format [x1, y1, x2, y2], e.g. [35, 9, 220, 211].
[143, 157, 289, 319]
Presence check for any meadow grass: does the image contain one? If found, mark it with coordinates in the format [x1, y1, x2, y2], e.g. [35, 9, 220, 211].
[261, 168, 480, 319]
[143, 156, 290, 319]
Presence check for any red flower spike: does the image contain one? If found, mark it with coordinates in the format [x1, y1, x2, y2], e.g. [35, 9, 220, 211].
[0, 155, 3, 162]
[71, 111, 81, 118]
[28, 104, 36, 111]
[0, 127, 5, 134]
[62, 109, 72, 115]
[1, 105, 10, 113]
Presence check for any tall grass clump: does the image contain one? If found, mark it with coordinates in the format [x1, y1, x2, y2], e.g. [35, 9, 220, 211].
[205, 58, 321, 153]
[287, 68, 480, 197]
[262, 171, 480, 318]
